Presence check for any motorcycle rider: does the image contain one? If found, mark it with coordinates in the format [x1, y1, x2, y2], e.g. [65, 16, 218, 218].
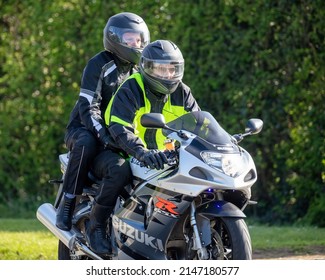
[55, 12, 150, 237]
[88, 39, 200, 255]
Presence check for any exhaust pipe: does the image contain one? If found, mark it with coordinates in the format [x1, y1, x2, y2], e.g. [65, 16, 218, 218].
[36, 203, 103, 260]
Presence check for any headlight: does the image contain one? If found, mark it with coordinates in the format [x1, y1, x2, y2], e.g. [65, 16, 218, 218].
[201, 151, 248, 177]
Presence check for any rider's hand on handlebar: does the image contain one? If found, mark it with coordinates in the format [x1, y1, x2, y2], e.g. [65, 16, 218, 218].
[136, 149, 168, 170]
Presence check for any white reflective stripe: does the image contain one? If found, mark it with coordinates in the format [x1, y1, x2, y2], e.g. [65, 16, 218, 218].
[104, 64, 117, 77]
[79, 92, 93, 104]
[94, 122, 103, 129]
[91, 117, 103, 132]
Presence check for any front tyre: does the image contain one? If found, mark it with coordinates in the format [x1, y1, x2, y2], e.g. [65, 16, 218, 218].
[215, 217, 252, 260]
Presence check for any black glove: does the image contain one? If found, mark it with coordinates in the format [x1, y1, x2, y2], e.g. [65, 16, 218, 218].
[136, 149, 168, 170]
[97, 128, 110, 149]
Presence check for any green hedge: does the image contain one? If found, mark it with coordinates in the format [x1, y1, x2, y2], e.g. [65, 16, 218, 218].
[1, 0, 324, 226]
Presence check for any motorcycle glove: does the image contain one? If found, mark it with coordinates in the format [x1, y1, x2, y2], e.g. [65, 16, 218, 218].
[137, 149, 168, 170]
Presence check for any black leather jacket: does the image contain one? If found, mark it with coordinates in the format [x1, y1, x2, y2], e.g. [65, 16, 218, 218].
[66, 50, 136, 144]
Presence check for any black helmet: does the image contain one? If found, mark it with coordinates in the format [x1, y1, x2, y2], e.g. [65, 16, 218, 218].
[140, 40, 184, 95]
[103, 12, 150, 64]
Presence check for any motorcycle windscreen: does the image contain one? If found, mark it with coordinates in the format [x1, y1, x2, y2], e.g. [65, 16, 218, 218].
[162, 111, 233, 146]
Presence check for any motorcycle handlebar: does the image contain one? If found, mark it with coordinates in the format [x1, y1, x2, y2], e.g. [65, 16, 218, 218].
[164, 149, 178, 166]
[139, 149, 178, 168]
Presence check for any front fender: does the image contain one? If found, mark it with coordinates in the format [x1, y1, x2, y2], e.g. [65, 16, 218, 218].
[197, 200, 246, 218]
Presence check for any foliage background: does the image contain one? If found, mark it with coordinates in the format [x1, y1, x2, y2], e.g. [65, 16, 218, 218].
[1, 0, 324, 226]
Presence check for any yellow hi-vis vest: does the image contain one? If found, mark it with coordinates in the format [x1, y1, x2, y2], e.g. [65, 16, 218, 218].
[105, 73, 188, 150]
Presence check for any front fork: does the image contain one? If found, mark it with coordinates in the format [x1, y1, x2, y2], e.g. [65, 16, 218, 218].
[190, 201, 209, 260]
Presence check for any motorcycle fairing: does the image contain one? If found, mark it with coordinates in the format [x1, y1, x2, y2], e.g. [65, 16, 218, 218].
[185, 137, 239, 162]
[113, 183, 194, 259]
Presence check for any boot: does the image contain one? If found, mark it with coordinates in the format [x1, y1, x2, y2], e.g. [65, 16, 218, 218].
[86, 201, 113, 255]
[55, 195, 76, 231]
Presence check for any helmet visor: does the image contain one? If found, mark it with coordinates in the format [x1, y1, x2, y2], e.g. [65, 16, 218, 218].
[142, 58, 184, 81]
[108, 26, 150, 49]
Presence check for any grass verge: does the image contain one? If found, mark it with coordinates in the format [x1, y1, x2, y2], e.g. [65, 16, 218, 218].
[0, 218, 57, 260]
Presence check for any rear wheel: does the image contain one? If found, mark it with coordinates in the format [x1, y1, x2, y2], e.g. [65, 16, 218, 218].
[58, 241, 71, 260]
[57, 232, 92, 260]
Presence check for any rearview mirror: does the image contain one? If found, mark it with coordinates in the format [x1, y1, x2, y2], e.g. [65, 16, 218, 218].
[245, 118, 263, 135]
[140, 113, 166, 129]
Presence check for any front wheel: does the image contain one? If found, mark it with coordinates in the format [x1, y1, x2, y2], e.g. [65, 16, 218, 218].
[213, 217, 252, 260]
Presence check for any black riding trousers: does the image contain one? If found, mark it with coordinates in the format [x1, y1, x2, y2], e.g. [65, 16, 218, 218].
[62, 128, 99, 195]
[91, 150, 132, 206]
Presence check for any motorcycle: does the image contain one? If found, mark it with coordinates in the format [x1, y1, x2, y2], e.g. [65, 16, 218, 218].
[36, 110, 263, 260]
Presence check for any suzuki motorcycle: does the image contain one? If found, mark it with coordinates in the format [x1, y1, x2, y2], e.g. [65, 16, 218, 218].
[37, 111, 263, 260]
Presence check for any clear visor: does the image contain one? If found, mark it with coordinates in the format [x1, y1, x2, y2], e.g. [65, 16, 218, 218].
[142, 58, 184, 80]
[108, 26, 150, 49]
